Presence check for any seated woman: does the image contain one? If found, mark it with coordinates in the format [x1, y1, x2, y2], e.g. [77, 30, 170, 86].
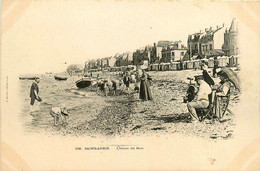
[215, 71, 231, 96]
[213, 71, 231, 119]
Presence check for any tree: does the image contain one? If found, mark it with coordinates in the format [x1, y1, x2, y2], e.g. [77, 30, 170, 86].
[67, 64, 83, 74]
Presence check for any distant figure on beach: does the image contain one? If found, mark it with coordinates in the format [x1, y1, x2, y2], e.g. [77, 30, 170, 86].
[139, 70, 153, 101]
[29, 77, 42, 112]
[213, 57, 218, 77]
[180, 59, 184, 70]
[130, 73, 136, 83]
[119, 79, 126, 94]
[123, 72, 130, 91]
[187, 75, 211, 122]
[103, 81, 109, 96]
[112, 80, 117, 95]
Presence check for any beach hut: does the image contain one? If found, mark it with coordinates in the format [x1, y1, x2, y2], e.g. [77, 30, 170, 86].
[182, 61, 187, 70]
[186, 61, 193, 69]
[164, 63, 171, 71]
[159, 63, 166, 71]
[111, 67, 115, 72]
[234, 56, 239, 66]
[224, 56, 229, 66]
[208, 58, 214, 68]
[176, 62, 181, 70]
[153, 64, 159, 71]
[147, 65, 151, 71]
[150, 64, 154, 71]
[171, 62, 179, 71]
[229, 56, 238, 67]
[218, 56, 229, 67]
[169, 63, 174, 71]
[193, 60, 201, 70]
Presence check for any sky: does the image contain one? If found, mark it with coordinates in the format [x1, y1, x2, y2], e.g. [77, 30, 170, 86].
[1, 1, 236, 74]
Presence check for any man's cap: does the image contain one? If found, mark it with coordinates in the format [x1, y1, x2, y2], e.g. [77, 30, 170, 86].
[35, 77, 40, 80]
[194, 75, 204, 81]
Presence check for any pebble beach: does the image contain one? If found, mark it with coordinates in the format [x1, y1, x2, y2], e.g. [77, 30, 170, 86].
[19, 69, 240, 140]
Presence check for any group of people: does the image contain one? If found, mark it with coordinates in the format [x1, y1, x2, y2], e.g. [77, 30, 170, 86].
[29, 62, 234, 124]
[94, 69, 153, 101]
[186, 63, 232, 122]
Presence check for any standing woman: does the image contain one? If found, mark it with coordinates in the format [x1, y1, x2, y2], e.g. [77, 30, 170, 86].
[139, 70, 153, 101]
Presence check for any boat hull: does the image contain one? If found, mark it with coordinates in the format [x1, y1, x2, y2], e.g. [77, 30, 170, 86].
[76, 78, 93, 88]
[19, 77, 36, 80]
[54, 76, 68, 81]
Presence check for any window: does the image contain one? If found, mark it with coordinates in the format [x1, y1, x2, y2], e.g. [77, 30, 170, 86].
[181, 52, 184, 56]
[162, 53, 166, 58]
[172, 52, 175, 56]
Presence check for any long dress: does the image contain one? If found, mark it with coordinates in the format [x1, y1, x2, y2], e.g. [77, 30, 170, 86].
[214, 81, 231, 119]
[139, 74, 153, 101]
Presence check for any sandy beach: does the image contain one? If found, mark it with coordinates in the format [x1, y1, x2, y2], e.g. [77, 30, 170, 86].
[19, 69, 240, 140]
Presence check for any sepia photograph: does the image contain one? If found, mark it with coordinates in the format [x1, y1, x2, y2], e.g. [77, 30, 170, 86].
[1, 0, 260, 170]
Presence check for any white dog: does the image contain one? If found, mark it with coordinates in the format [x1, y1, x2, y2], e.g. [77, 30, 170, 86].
[50, 105, 69, 126]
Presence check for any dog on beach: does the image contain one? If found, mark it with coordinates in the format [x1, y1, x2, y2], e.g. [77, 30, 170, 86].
[50, 105, 69, 126]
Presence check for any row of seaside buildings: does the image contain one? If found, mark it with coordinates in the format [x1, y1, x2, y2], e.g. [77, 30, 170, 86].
[84, 18, 239, 72]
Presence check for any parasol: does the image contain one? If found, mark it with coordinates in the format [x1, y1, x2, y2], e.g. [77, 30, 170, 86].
[220, 67, 240, 91]
[203, 70, 215, 86]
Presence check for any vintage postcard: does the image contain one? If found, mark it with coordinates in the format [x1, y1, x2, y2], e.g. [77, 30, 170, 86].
[1, 0, 260, 170]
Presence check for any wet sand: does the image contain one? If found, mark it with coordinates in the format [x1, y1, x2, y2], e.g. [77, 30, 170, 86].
[19, 70, 240, 140]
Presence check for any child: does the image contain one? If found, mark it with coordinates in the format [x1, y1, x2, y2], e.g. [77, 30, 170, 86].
[134, 83, 139, 93]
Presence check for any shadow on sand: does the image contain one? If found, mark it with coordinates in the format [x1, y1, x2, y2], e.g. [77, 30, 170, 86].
[145, 113, 191, 123]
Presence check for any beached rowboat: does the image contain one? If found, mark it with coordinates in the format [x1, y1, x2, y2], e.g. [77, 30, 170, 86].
[76, 78, 95, 88]
[54, 75, 68, 81]
[19, 76, 36, 80]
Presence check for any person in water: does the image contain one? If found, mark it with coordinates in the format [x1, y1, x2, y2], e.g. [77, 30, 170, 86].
[29, 77, 42, 112]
